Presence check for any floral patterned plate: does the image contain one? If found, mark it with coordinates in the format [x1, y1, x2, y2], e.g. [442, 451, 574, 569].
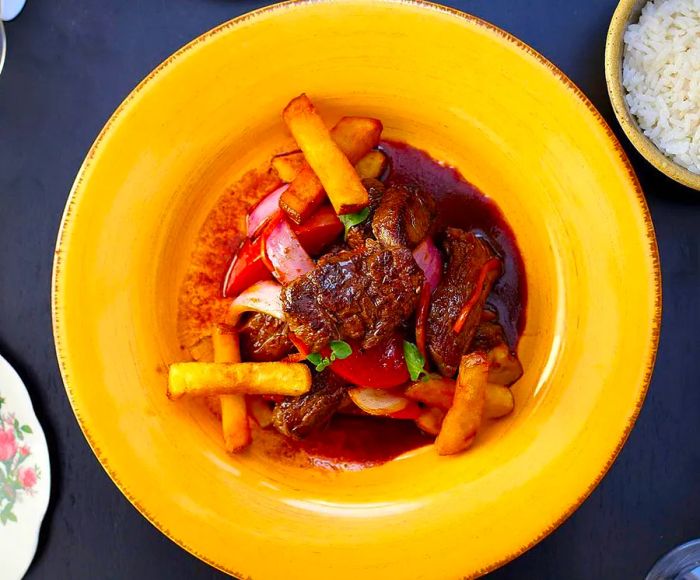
[0, 354, 50, 580]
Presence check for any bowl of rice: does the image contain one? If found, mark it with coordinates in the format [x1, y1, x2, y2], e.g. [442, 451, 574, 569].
[606, 0, 700, 190]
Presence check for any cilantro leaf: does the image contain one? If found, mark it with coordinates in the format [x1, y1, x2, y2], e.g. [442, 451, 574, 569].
[329, 340, 352, 360]
[307, 352, 331, 372]
[21, 425, 32, 434]
[403, 340, 429, 382]
[338, 208, 370, 237]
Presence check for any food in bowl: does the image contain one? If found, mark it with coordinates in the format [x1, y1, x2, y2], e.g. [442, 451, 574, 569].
[171, 94, 526, 464]
[622, 0, 700, 174]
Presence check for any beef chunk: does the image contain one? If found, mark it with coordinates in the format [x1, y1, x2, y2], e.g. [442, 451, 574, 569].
[346, 178, 385, 249]
[238, 312, 293, 362]
[427, 229, 501, 376]
[372, 184, 436, 248]
[282, 240, 424, 352]
[272, 369, 348, 439]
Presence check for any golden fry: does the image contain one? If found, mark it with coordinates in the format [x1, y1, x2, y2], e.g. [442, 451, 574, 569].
[279, 166, 326, 224]
[280, 114, 383, 223]
[168, 362, 311, 399]
[415, 407, 445, 436]
[355, 150, 388, 180]
[331, 117, 383, 163]
[283, 94, 369, 216]
[213, 326, 251, 452]
[248, 397, 274, 428]
[487, 344, 523, 385]
[405, 377, 456, 411]
[271, 151, 306, 182]
[484, 383, 514, 419]
[435, 353, 488, 455]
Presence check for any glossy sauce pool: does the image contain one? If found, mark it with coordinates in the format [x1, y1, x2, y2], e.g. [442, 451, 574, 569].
[276, 141, 527, 468]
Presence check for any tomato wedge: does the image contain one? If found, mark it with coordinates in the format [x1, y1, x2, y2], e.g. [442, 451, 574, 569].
[291, 204, 343, 256]
[329, 333, 410, 388]
[222, 237, 273, 298]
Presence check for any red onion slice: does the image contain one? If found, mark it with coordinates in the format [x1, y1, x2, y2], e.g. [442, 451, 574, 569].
[229, 280, 284, 325]
[246, 184, 289, 238]
[412, 237, 442, 291]
[265, 219, 315, 284]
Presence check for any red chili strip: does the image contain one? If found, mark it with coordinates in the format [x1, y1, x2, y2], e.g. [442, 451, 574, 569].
[415, 281, 432, 360]
[452, 258, 501, 334]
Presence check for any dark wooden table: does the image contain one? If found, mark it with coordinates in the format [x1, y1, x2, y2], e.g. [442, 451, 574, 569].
[1, 1, 698, 578]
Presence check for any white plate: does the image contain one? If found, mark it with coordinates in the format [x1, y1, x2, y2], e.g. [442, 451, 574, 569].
[0, 354, 50, 580]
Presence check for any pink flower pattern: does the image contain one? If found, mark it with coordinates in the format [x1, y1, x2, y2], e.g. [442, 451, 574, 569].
[0, 394, 40, 525]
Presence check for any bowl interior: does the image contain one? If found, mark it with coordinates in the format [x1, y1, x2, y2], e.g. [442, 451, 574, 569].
[605, 0, 700, 190]
[53, 1, 660, 578]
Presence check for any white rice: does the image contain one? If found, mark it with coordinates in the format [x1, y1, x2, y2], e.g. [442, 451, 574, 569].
[622, 0, 700, 174]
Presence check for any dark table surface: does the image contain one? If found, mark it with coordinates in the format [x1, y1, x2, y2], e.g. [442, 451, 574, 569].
[1, 0, 698, 578]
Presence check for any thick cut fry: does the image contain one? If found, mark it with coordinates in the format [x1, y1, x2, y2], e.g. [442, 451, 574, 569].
[331, 117, 383, 160]
[280, 115, 383, 223]
[484, 383, 514, 419]
[355, 150, 388, 180]
[283, 94, 371, 217]
[213, 327, 251, 452]
[248, 397, 274, 428]
[271, 151, 306, 182]
[435, 353, 488, 455]
[487, 344, 524, 385]
[406, 377, 456, 410]
[407, 376, 514, 420]
[168, 362, 311, 399]
[416, 407, 445, 436]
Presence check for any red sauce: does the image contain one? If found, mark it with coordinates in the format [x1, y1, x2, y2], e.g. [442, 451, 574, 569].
[279, 142, 527, 468]
[284, 415, 432, 469]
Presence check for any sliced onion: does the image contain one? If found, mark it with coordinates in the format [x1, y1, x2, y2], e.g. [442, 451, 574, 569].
[229, 280, 284, 325]
[348, 388, 408, 416]
[413, 237, 442, 292]
[246, 184, 289, 238]
[265, 218, 315, 284]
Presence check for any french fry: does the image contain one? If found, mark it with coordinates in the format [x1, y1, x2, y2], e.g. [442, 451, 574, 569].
[415, 407, 445, 436]
[435, 353, 488, 455]
[248, 397, 274, 428]
[487, 344, 523, 385]
[355, 150, 388, 180]
[271, 151, 306, 182]
[280, 115, 383, 223]
[168, 362, 311, 400]
[212, 326, 251, 452]
[405, 377, 456, 411]
[406, 375, 513, 420]
[282, 94, 371, 218]
[331, 117, 383, 160]
[484, 383, 514, 419]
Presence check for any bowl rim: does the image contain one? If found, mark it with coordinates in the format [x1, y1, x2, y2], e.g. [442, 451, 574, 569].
[52, 0, 662, 577]
[605, 0, 700, 191]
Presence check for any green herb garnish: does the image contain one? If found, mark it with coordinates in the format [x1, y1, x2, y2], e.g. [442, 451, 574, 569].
[338, 208, 370, 237]
[307, 340, 353, 371]
[403, 340, 429, 382]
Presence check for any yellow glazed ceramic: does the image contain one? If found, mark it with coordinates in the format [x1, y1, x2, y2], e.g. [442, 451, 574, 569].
[52, 1, 660, 578]
[605, 0, 700, 191]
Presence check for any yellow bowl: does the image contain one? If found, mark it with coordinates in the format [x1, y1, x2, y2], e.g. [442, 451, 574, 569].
[605, 0, 700, 191]
[52, 1, 660, 578]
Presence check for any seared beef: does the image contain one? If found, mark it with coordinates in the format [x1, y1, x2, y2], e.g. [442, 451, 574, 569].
[272, 369, 348, 439]
[282, 239, 424, 352]
[238, 312, 293, 362]
[346, 179, 385, 249]
[372, 184, 436, 248]
[427, 229, 501, 376]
